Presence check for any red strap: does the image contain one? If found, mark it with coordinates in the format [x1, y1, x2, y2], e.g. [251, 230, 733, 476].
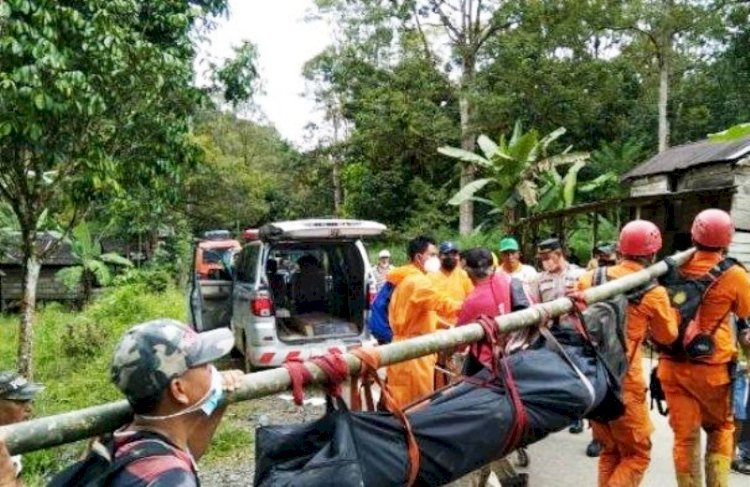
[568, 291, 588, 312]
[282, 358, 312, 406]
[351, 348, 420, 486]
[310, 350, 349, 398]
[476, 315, 502, 377]
[499, 358, 528, 456]
[282, 350, 350, 406]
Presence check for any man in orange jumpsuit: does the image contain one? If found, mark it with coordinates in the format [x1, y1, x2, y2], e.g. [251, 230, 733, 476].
[429, 241, 474, 386]
[429, 241, 474, 304]
[386, 236, 463, 408]
[657, 208, 750, 486]
[578, 220, 678, 487]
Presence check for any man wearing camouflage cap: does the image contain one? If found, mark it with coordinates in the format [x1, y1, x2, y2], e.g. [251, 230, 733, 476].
[0, 371, 43, 482]
[31, 319, 243, 486]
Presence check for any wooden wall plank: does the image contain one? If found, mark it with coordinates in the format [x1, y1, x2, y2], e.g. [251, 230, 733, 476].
[677, 163, 735, 191]
[630, 175, 670, 197]
[731, 194, 750, 231]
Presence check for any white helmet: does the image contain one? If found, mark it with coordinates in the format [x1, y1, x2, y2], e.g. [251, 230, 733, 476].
[378, 249, 391, 258]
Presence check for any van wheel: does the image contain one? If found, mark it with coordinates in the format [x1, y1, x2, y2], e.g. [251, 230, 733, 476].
[241, 333, 255, 373]
[243, 353, 255, 373]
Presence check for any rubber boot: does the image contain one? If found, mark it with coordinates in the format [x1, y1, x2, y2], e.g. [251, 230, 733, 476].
[705, 453, 731, 487]
[689, 440, 702, 487]
[675, 472, 696, 487]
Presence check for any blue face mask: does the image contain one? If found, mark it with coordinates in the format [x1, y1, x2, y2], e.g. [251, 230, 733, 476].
[199, 365, 224, 416]
[135, 365, 224, 421]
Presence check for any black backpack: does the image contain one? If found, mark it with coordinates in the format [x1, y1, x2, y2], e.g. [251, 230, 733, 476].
[654, 256, 738, 361]
[578, 266, 656, 422]
[48, 432, 196, 487]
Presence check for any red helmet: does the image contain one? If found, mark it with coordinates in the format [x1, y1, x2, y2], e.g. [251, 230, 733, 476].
[691, 209, 734, 248]
[619, 220, 662, 256]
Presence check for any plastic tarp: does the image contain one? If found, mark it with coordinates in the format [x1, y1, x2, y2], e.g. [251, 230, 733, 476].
[255, 336, 609, 487]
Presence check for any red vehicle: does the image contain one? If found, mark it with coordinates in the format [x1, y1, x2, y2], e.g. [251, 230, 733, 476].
[194, 230, 241, 280]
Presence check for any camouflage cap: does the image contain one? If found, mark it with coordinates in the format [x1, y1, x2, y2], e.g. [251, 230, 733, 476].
[0, 371, 44, 401]
[111, 319, 234, 406]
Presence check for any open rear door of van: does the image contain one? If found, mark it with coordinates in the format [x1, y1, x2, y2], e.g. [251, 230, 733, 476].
[189, 277, 233, 332]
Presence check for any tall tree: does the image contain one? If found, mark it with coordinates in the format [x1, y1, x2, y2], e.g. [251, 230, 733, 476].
[303, 48, 350, 214]
[313, 0, 518, 234]
[0, 0, 234, 377]
[400, 0, 518, 234]
[608, 0, 724, 152]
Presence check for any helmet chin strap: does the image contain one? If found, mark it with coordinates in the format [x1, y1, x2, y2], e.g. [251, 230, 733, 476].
[134, 377, 214, 422]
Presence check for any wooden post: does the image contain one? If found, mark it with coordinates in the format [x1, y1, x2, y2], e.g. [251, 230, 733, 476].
[592, 212, 599, 249]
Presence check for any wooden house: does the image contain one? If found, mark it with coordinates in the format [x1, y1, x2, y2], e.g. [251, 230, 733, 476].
[0, 233, 81, 310]
[621, 135, 750, 265]
[509, 135, 750, 264]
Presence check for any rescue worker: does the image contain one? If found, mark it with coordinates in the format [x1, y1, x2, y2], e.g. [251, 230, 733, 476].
[657, 208, 750, 486]
[373, 249, 394, 292]
[386, 236, 463, 408]
[429, 241, 474, 304]
[587, 241, 618, 270]
[530, 238, 586, 434]
[497, 237, 538, 285]
[429, 241, 474, 387]
[450, 247, 531, 487]
[583, 240, 619, 456]
[578, 220, 678, 487]
[0, 372, 43, 483]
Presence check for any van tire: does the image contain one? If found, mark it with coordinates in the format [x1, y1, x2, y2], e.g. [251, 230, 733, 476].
[242, 332, 255, 373]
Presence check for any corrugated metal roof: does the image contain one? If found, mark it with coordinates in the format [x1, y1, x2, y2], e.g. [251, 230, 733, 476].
[622, 135, 750, 180]
[0, 232, 77, 266]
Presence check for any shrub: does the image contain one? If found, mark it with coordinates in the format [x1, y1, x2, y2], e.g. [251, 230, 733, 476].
[61, 316, 108, 359]
[0, 282, 187, 483]
[113, 266, 174, 293]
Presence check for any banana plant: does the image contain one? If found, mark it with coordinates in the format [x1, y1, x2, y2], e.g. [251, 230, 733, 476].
[534, 164, 618, 214]
[708, 123, 750, 142]
[439, 122, 589, 220]
[55, 221, 132, 302]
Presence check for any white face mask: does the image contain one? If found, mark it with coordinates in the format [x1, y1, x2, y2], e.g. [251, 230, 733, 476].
[135, 365, 224, 421]
[423, 256, 441, 273]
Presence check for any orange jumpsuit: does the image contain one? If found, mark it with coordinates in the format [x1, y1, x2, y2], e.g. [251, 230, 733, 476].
[429, 267, 473, 386]
[657, 250, 750, 486]
[386, 264, 463, 408]
[579, 260, 678, 487]
[429, 266, 474, 318]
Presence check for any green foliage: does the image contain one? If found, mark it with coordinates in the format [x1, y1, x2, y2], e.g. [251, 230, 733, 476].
[441, 123, 600, 226]
[211, 41, 259, 106]
[55, 222, 132, 300]
[60, 316, 108, 360]
[113, 266, 174, 294]
[708, 123, 750, 143]
[186, 110, 316, 232]
[0, 283, 185, 480]
[398, 178, 453, 240]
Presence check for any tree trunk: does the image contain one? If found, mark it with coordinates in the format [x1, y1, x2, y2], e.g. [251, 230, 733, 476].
[657, 2, 672, 154]
[657, 55, 669, 153]
[458, 60, 476, 236]
[331, 154, 342, 214]
[331, 110, 343, 214]
[17, 248, 40, 378]
[83, 270, 93, 304]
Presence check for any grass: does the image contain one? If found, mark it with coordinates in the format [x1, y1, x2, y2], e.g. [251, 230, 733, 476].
[0, 283, 250, 484]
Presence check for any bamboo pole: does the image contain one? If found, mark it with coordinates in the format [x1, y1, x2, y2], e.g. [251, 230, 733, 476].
[0, 249, 696, 456]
